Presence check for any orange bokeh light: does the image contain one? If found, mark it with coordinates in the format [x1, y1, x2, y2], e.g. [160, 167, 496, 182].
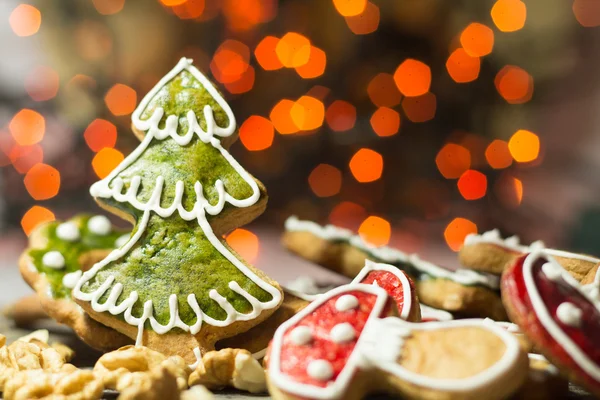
[84, 119, 118, 153]
[333, 0, 367, 17]
[255, 36, 283, 71]
[25, 66, 59, 102]
[402, 92, 437, 123]
[349, 148, 383, 183]
[225, 228, 259, 263]
[92, 148, 124, 179]
[222, 0, 276, 31]
[495, 65, 533, 104]
[367, 73, 402, 107]
[436, 144, 471, 179]
[291, 96, 325, 131]
[239, 115, 274, 151]
[21, 206, 55, 237]
[223, 65, 255, 94]
[329, 201, 367, 231]
[308, 164, 342, 197]
[495, 173, 523, 208]
[9, 109, 45, 146]
[92, 0, 125, 15]
[444, 217, 477, 252]
[508, 130, 539, 163]
[9, 4, 41, 37]
[270, 99, 299, 135]
[24, 163, 60, 200]
[573, 0, 600, 27]
[172, 0, 206, 19]
[325, 100, 356, 132]
[358, 216, 391, 247]
[485, 140, 513, 169]
[211, 40, 250, 84]
[105, 84, 137, 116]
[10, 144, 43, 174]
[446, 48, 480, 83]
[394, 59, 431, 97]
[160, 0, 186, 6]
[370, 107, 400, 137]
[276, 32, 311, 68]
[295, 46, 327, 79]
[457, 170, 487, 200]
[491, 0, 526, 32]
[460, 23, 494, 57]
[344, 2, 380, 35]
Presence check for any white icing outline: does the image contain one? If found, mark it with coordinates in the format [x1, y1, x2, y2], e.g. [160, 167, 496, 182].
[420, 304, 453, 322]
[285, 216, 499, 289]
[351, 260, 413, 320]
[268, 283, 523, 399]
[73, 58, 282, 345]
[522, 251, 600, 381]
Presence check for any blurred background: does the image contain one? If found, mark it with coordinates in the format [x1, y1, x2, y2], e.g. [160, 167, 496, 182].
[2, 0, 600, 271]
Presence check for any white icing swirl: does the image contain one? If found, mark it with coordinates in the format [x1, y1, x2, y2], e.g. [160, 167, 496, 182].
[330, 323, 355, 343]
[335, 295, 359, 312]
[42, 251, 65, 269]
[290, 326, 313, 345]
[556, 302, 583, 327]
[56, 222, 80, 242]
[87, 215, 112, 236]
[306, 360, 334, 381]
[63, 270, 83, 289]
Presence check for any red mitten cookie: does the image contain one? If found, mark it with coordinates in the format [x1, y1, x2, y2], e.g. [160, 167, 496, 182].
[502, 250, 600, 396]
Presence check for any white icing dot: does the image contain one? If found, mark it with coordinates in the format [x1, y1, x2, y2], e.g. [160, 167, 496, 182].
[55, 222, 80, 242]
[115, 234, 130, 248]
[42, 251, 65, 269]
[62, 270, 83, 289]
[330, 323, 355, 343]
[542, 262, 563, 281]
[87, 215, 112, 236]
[556, 302, 583, 327]
[335, 295, 359, 312]
[290, 326, 313, 345]
[307, 359, 334, 381]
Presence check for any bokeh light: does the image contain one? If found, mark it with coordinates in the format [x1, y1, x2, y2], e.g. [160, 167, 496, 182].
[485, 140, 512, 169]
[457, 169, 487, 200]
[211, 39, 250, 83]
[84, 119, 117, 153]
[460, 23, 494, 57]
[495, 173, 524, 208]
[104, 84, 137, 116]
[10, 144, 43, 174]
[21, 206, 55, 237]
[358, 216, 391, 247]
[221, 0, 276, 31]
[290, 96, 325, 131]
[9, 109, 45, 146]
[223, 65, 255, 94]
[495, 66, 533, 104]
[24, 66, 59, 102]
[325, 100, 356, 132]
[308, 164, 342, 197]
[92, 0, 125, 15]
[239, 115, 274, 151]
[401, 92, 437, 122]
[276, 32, 311, 68]
[349, 148, 383, 183]
[24, 163, 60, 200]
[329, 201, 367, 231]
[491, 0, 526, 32]
[367, 73, 401, 107]
[435, 143, 471, 179]
[92, 148, 124, 179]
[573, 0, 600, 27]
[344, 2, 380, 35]
[394, 59, 431, 97]
[255, 36, 283, 71]
[270, 99, 299, 135]
[446, 48, 480, 83]
[370, 107, 400, 137]
[225, 228, 259, 263]
[508, 130, 540, 163]
[295, 46, 326, 79]
[160, 0, 186, 6]
[444, 217, 477, 251]
[9, 4, 41, 37]
[333, 0, 367, 17]
[171, 0, 206, 20]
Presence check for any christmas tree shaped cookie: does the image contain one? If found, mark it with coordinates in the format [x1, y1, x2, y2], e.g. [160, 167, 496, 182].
[73, 58, 283, 363]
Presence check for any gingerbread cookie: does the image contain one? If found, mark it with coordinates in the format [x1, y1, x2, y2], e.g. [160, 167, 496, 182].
[512, 353, 568, 400]
[283, 216, 506, 319]
[19, 214, 132, 350]
[460, 229, 599, 280]
[72, 58, 283, 364]
[265, 282, 528, 400]
[502, 250, 600, 396]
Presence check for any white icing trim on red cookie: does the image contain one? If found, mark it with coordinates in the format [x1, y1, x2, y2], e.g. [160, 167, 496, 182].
[42, 251, 65, 269]
[307, 360, 334, 381]
[556, 302, 583, 327]
[330, 323, 356, 343]
[56, 222, 80, 242]
[87, 215, 112, 236]
[335, 294, 359, 312]
[285, 216, 499, 290]
[290, 326, 313, 345]
[73, 58, 282, 345]
[523, 251, 600, 381]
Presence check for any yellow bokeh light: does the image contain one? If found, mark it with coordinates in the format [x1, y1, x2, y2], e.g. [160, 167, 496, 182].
[491, 0, 526, 32]
[508, 130, 540, 163]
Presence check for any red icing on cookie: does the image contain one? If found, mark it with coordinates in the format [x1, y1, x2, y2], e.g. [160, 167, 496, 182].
[502, 253, 600, 395]
[359, 270, 412, 315]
